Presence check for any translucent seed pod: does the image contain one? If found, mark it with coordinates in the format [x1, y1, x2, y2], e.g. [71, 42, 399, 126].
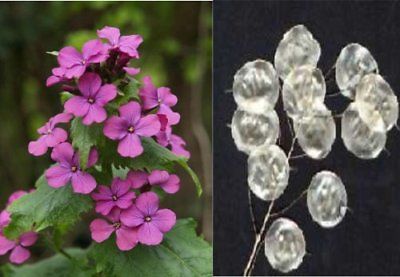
[294, 104, 336, 159]
[264, 218, 306, 273]
[341, 102, 386, 159]
[231, 108, 279, 154]
[232, 59, 280, 113]
[282, 65, 326, 119]
[307, 171, 347, 228]
[247, 145, 289, 201]
[355, 73, 399, 132]
[335, 43, 378, 99]
[274, 25, 321, 81]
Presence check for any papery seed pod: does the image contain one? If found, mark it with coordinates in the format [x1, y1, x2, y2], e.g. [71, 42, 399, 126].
[355, 73, 399, 132]
[233, 59, 279, 113]
[274, 25, 321, 81]
[341, 102, 386, 159]
[294, 104, 336, 160]
[247, 145, 289, 201]
[282, 65, 326, 119]
[264, 218, 306, 273]
[231, 108, 279, 154]
[307, 171, 347, 228]
[335, 43, 378, 99]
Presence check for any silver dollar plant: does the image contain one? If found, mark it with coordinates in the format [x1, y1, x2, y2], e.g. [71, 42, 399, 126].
[230, 24, 399, 275]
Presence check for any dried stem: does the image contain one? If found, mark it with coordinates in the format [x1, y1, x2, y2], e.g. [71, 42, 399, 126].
[270, 189, 308, 218]
[248, 188, 258, 234]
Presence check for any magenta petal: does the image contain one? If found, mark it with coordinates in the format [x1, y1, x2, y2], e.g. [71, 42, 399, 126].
[45, 165, 71, 188]
[170, 134, 190, 158]
[135, 191, 159, 216]
[64, 96, 90, 117]
[82, 39, 103, 60]
[116, 192, 136, 209]
[139, 76, 159, 110]
[9, 246, 30, 264]
[95, 200, 116, 216]
[28, 137, 48, 156]
[127, 170, 149, 189]
[45, 128, 68, 147]
[57, 46, 82, 68]
[123, 67, 140, 76]
[160, 174, 180, 194]
[103, 116, 129, 140]
[120, 206, 145, 227]
[119, 35, 143, 58]
[116, 226, 138, 251]
[158, 104, 180, 125]
[71, 171, 97, 194]
[97, 26, 120, 46]
[111, 178, 131, 197]
[135, 114, 161, 137]
[19, 232, 38, 247]
[148, 170, 169, 185]
[117, 133, 143, 158]
[82, 105, 107, 125]
[106, 207, 122, 223]
[78, 72, 102, 97]
[96, 84, 117, 106]
[90, 219, 114, 243]
[50, 112, 73, 127]
[137, 223, 163, 245]
[91, 185, 112, 201]
[64, 65, 86, 79]
[7, 191, 28, 205]
[46, 75, 61, 87]
[0, 235, 16, 255]
[157, 87, 177, 107]
[51, 142, 74, 164]
[0, 210, 11, 229]
[152, 209, 176, 233]
[119, 101, 142, 126]
[87, 148, 99, 168]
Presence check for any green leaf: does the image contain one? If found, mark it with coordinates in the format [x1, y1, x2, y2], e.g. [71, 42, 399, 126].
[109, 137, 202, 196]
[70, 117, 104, 169]
[3, 175, 92, 240]
[1, 248, 93, 277]
[60, 91, 73, 104]
[88, 218, 212, 277]
[108, 77, 140, 111]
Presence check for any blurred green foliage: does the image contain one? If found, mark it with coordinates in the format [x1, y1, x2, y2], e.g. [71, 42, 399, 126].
[0, 1, 211, 262]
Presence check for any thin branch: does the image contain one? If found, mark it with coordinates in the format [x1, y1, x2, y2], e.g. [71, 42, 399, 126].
[270, 189, 308, 218]
[248, 188, 258, 234]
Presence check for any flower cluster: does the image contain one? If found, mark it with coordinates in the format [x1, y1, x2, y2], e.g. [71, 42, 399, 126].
[0, 26, 192, 264]
[0, 190, 38, 264]
[90, 171, 179, 251]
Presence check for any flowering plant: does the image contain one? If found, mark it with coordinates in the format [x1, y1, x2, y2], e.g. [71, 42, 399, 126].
[0, 26, 211, 276]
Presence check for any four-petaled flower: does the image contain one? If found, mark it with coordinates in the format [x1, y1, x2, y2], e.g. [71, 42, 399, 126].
[156, 121, 190, 159]
[46, 67, 67, 87]
[92, 178, 136, 216]
[120, 191, 176, 245]
[139, 76, 180, 125]
[128, 170, 180, 194]
[58, 39, 108, 79]
[45, 142, 98, 194]
[28, 113, 73, 156]
[90, 208, 138, 251]
[0, 232, 38, 264]
[103, 101, 161, 158]
[65, 73, 117, 125]
[97, 26, 143, 58]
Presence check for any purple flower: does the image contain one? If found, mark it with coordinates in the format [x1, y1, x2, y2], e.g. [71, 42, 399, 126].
[103, 101, 161, 158]
[0, 232, 38, 264]
[92, 178, 136, 216]
[28, 113, 73, 156]
[45, 142, 98, 194]
[127, 170, 180, 194]
[90, 208, 138, 251]
[46, 67, 67, 87]
[139, 76, 180, 125]
[97, 26, 143, 58]
[120, 192, 176, 245]
[123, 67, 140, 76]
[156, 124, 190, 159]
[126, 170, 149, 189]
[58, 39, 108, 79]
[64, 73, 117, 125]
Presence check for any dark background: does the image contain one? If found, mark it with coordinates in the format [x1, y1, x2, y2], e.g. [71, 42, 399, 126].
[214, 1, 400, 275]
